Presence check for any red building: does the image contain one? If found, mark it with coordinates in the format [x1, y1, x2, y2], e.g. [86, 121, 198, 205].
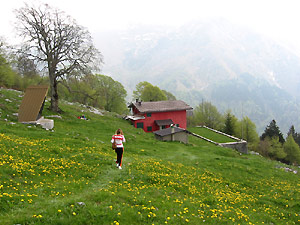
[127, 100, 193, 132]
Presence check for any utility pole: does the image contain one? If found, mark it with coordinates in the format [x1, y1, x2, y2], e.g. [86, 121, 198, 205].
[241, 102, 244, 140]
[202, 98, 204, 116]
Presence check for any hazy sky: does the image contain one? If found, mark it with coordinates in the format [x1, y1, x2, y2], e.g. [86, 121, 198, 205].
[1, 0, 300, 49]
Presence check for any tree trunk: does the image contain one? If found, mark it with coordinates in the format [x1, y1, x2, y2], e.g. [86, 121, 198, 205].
[50, 79, 59, 112]
[49, 72, 60, 112]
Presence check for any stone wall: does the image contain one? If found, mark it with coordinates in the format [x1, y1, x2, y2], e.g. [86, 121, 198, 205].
[155, 132, 189, 144]
[219, 141, 248, 154]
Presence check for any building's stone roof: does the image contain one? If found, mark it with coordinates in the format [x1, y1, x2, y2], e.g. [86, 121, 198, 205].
[153, 127, 186, 137]
[132, 100, 193, 113]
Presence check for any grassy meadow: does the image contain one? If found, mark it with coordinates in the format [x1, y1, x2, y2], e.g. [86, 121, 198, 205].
[188, 127, 237, 143]
[0, 88, 299, 225]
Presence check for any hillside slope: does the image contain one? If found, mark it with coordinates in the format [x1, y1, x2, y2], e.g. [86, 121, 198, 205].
[0, 88, 299, 224]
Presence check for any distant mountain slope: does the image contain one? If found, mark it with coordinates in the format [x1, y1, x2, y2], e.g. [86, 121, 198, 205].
[206, 73, 300, 133]
[94, 19, 300, 134]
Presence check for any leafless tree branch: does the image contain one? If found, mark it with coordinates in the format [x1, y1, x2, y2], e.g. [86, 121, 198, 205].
[14, 3, 103, 112]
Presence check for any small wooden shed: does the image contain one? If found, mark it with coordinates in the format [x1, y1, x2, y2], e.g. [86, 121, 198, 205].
[18, 85, 48, 122]
[153, 126, 188, 144]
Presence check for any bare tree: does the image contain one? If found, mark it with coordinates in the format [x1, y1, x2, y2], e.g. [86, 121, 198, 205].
[14, 3, 102, 112]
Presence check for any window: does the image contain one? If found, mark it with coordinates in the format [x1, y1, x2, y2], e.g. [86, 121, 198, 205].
[137, 122, 144, 129]
[147, 126, 152, 131]
[146, 113, 152, 117]
[162, 125, 166, 129]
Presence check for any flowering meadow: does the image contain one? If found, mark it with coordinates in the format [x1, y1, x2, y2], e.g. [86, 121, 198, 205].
[0, 88, 299, 224]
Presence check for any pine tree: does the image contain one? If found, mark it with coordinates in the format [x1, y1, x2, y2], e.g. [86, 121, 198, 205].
[223, 111, 237, 135]
[261, 120, 285, 144]
[287, 125, 297, 141]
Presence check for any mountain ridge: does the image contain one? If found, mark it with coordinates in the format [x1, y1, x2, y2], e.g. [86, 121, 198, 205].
[94, 19, 300, 134]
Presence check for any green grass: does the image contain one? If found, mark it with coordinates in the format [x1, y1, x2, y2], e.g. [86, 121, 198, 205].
[188, 127, 237, 143]
[0, 88, 300, 224]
